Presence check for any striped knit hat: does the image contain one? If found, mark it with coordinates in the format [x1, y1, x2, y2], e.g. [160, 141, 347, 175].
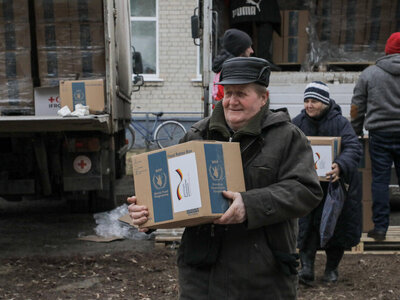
[304, 81, 330, 105]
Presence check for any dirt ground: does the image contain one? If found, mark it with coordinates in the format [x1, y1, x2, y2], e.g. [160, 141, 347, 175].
[1, 196, 400, 300]
[0, 247, 399, 300]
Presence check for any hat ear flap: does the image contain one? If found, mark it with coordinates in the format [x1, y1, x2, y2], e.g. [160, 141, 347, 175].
[257, 66, 271, 86]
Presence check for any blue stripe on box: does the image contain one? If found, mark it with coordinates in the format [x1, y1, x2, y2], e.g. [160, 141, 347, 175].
[72, 82, 87, 107]
[148, 151, 173, 222]
[333, 139, 338, 159]
[204, 144, 229, 214]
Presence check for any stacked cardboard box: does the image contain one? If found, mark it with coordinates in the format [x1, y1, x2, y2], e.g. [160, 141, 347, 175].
[273, 10, 309, 64]
[0, 0, 33, 115]
[358, 136, 373, 233]
[35, 0, 105, 87]
[312, 0, 399, 63]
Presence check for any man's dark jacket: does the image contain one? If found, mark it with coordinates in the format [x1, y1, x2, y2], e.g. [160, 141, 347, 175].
[178, 102, 322, 299]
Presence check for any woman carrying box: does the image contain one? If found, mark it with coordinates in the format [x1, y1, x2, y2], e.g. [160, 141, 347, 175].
[292, 81, 363, 284]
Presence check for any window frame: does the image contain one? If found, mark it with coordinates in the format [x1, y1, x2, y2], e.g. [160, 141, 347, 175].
[130, 0, 160, 81]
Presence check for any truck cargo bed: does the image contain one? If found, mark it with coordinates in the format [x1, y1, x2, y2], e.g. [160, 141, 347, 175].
[0, 115, 111, 133]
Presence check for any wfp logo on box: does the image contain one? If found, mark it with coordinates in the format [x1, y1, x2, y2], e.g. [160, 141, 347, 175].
[152, 169, 167, 190]
[208, 163, 224, 181]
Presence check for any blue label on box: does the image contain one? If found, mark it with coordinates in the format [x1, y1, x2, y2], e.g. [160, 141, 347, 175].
[148, 151, 173, 222]
[333, 139, 338, 159]
[204, 144, 229, 213]
[72, 82, 86, 107]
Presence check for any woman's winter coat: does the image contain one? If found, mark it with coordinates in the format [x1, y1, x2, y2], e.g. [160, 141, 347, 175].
[177, 102, 323, 300]
[292, 100, 363, 250]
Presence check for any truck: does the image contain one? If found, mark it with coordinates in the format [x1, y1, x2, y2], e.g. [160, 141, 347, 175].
[0, 0, 142, 212]
[191, 0, 400, 224]
[191, 0, 396, 119]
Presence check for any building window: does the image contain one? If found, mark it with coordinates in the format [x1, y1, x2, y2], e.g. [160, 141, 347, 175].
[130, 0, 159, 79]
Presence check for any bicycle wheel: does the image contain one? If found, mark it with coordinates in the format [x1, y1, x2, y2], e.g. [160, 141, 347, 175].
[154, 121, 186, 148]
[125, 124, 136, 150]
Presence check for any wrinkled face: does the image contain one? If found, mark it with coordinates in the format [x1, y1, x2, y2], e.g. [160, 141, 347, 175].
[241, 46, 254, 57]
[304, 98, 326, 118]
[223, 84, 267, 131]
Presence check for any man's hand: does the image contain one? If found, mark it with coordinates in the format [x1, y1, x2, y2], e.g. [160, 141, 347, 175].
[214, 191, 247, 224]
[127, 196, 150, 233]
[326, 162, 340, 182]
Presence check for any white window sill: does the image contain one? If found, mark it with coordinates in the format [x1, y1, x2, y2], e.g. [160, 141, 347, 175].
[191, 76, 202, 82]
[143, 77, 164, 82]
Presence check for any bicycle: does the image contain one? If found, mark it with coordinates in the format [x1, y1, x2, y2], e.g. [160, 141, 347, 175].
[125, 112, 187, 149]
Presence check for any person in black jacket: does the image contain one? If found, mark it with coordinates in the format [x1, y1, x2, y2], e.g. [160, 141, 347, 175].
[228, 0, 281, 68]
[212, 29, 253, 107]
[293, 81, 363, 284]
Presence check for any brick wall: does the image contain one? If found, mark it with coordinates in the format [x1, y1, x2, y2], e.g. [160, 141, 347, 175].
[131, 0, 203, 114]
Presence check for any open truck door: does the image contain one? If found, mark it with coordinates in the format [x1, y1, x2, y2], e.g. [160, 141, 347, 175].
[191, 0, 215, 117]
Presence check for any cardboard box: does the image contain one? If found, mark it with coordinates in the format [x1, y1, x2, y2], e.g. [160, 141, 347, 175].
[34, 87, 60, 116]
[362, 200, 374, 233]
[71, 22, 104, 49]
[35, 0, 103, 24]
[338, 0, 369, 52]
[59, 79, 105, 114]
[131, 141, 246, 229]
[307, 137, 341, 181]
[36, 23, 71, 50]
[0, 22, 31, 51]
[359, 169, 372, 202]
[68, 0, 103, 23]
[273, 10, 309, 64]
[35, 0, 70, 24]
[358, 136, 371, 170]
[0, 0, 29, 23]
[72, 49, 105, 77]
[315, 0, 343, 46]
[0, 78, 34, 115]
[37, 49, 74, 79]
[0, 50, 31, 79]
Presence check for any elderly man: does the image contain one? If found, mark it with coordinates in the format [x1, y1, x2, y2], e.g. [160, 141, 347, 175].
[128, 57, 322, 299]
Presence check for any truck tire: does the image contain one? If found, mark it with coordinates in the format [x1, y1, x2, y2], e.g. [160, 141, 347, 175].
[90, 174, 117, 212]
[65, 175, 116, 213]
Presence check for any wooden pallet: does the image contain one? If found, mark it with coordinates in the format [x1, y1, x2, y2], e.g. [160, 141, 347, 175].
[153, 227, 400, 254]
[154, 228, 183, 248]
[319, 61, 374, 72]
[350, 226, 400, 254]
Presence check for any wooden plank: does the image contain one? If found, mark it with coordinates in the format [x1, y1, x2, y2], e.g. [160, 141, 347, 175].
[155, 236, 182, 243]
[325, 61, 375, 65]
[349, 226, 400, 254]
[346, 250, 400, 255]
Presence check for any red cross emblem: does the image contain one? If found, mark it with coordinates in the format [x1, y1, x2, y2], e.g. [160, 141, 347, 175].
[73, 155, 92, 174]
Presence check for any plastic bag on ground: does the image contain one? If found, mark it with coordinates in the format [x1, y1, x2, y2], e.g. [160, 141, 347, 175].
[93, 204, 151, 240]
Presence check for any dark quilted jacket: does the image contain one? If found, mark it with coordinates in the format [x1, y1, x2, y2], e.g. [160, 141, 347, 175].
[292, 100, 363, 249]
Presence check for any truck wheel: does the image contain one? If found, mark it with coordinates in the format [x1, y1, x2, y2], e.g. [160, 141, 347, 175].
[1, 195, 23, 201]
[65, 176, 116, 213]
[65, 191, 92, 213]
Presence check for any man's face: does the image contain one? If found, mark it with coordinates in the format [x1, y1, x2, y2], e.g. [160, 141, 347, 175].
[241, 46, 254, 57]
[304, 98, 326, 118]
[222, 84, 267, 131]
